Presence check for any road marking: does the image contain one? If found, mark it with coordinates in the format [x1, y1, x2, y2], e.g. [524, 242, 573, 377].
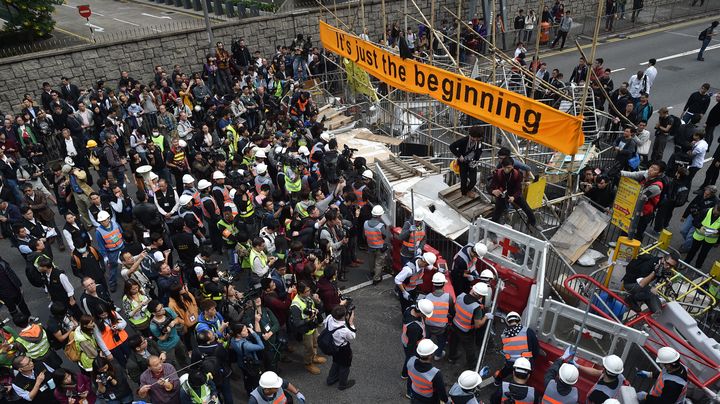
[340, 274, 392, 294]
[611, 68, 626, 73]
[113, 18, 140, 26]
[141, 12, 172, 19]
[54, 27, 93, 43]
[85, 22, 105, 32]
[639, 44, 720, 64]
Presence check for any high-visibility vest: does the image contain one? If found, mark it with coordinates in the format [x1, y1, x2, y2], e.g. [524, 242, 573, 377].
[200, 194, 220, 219]
[422, 292, 451, 328]
[152, 134, 165, 153]
[217, 220, 237, 246]
[401, 316, 425, 348]
[171, 147, 186, 167]
[407, 356, 440, 398]
[693, 209, 720, 243]
[97, 222, 123, 251]
[99, 320, 128, 350]
[249, 248, 268, 274]
[363, 219, 386, 249]
[453, 293, 481, 332]
[448, 382, 479, 404]
[74, 328, 98, 371]
[17, 325, 50, 359]
[183, 188, 202, 208]
[213, 185, 237, 215]
[250, 387, 287, 404]
[453, 245, 476, 272]
[291, 296, 317, 335]
[501, 382, 536, 404]
[353, 184, 367, 207]
[542, 379, 578, 404]
[226, 125, 238, 159]
[402, 260, 424, 291]
[180, 207, 204, 228]
[502, 327, 533, 361]
[237, 194, 255, 219]
[649, 368, 687, 404]
[588, 374, 625, 401]
[402, 222, 426, 249]
[182, 379, 213, 404]
[284, 166, 302, 193]
[123, 295, 151, 326]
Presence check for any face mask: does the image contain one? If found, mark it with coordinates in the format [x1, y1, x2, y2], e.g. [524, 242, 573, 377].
[77, 247, 87, 254]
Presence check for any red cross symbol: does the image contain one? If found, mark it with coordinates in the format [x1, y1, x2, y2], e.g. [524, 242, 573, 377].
[499, 238, 520, 257]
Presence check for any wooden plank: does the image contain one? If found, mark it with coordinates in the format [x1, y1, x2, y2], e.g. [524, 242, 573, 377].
[438, 183, 461, 197]
[389, 155, 421, 176]
[353, 131, 404, 146]
[326, 116, 354, 130]
[377, 160, 400, 179]
[410, 155, 440, 174]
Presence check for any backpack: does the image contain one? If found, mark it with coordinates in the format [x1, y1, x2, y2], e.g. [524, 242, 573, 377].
[64, 329, 81, 362]
[672, 182, 690, 207]
[321, 150, 340, 184]
[699, 28, 708, 41]
[25, 262, 44, 288]
[653, 174, 670, 204]
[71, 247, 101, 278]
[318, 325, 345, 355]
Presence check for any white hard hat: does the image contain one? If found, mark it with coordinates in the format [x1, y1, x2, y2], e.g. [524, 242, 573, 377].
[198, 179, 212, 190]
[602, 355, 624, 375]
[179, 194, 193, 206]
[513, 357, 532, 372]
[213, 170, 226, 180]
[414, 211, 425, 221]
[258, 371, 283, 389]
[458, 370, 482, 390]
[506, 311, 522, 323]
[559, 363, 579, 385]
[256, 163, 268, 174]
[422, 252, 437, 267]
[371, 205, 385, 216]
[298, 146, 310, 156]
[656, 346, 681, 364]
[602, 400, 621, 404]
[473, 242, 488, 257]
[472, 282, 490, 297]
[255, 149, 267, 159]
[178, 139, 187, 148]
[96, 210, 110, 222]
[362, 169, 374, 180]
[417, 298, 434, 317]
[479, 269, 495, 281]
[416, 339, 438, 357]
[64, 156, 75, 167]
[149, 172, 159, 181]
[431, 272, 446, 284]
[182, 174, 195, 184]
[320, 131, 334, 142]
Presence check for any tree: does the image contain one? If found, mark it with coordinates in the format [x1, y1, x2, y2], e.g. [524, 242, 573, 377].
[1, 0, 64, 38]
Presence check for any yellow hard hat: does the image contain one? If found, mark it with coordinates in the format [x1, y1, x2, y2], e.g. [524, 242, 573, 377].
[450, 159, 460, 174]
[86, 140, 98, 148]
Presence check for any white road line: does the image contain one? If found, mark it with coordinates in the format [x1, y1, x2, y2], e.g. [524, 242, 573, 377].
[85, 22, 105, 32]
[141, 12, 172, 19]
[113, 18, 140, 26]
[611, 68, 626, 73]
[640, 44, 720, 64]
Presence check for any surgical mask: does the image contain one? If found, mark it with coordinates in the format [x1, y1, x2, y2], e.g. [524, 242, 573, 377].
[77, 247, 87, 253]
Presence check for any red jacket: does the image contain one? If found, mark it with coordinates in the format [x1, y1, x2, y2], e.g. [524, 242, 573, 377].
[317, 278, 342, 314]
[490, 168, 524, 199]
[262, 291, 292, 326]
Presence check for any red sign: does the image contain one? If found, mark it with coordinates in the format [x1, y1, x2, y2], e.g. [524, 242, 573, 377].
[77, 4, 91, 18]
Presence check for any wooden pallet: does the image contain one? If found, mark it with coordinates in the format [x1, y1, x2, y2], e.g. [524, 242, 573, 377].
[438, 184, 495, 220]
[377, 155, 420, 182]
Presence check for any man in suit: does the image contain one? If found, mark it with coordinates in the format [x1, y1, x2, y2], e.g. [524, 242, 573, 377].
[22, 184, 64, 250]
[449, 126, 484, 198]
[61, 77, 81, 108]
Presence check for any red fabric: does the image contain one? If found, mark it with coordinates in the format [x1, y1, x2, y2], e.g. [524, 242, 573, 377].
[262, 292, 292, 326]
[642, 179, 663, 216]
[490, 168, 524, 198]
[316, 278, 342, 314]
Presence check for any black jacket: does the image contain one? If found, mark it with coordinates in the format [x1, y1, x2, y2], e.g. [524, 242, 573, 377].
[449, 136, 483, 162]
[622, 254, 659, 285]
[682, 194, 718, 219]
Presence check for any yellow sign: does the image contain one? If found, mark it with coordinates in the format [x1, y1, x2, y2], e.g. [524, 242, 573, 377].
[611, 176, 642, 232]
[344, 58, 379, 102]
[524, 176, 547, 210]
[319, 21, 585, 154]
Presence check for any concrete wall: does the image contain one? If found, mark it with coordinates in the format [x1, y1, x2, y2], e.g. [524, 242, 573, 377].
[0, 0, 661, 113]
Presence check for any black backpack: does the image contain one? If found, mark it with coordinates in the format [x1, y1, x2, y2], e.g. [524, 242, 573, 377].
[318, 325, 345, 355]
[699, 28, 709, 41]
[321, 150, 340, 184]
[671, 182, 690, 207]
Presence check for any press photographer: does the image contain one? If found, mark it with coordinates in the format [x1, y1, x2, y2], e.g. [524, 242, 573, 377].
[290, 282, 326, 375]
[622, 251, 680, 313]
[320, 304, 357, 391]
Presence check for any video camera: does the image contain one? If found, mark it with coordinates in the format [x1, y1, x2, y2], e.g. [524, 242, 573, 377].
[96, 372, 111, 385]
[341, 296, 356, 314]
[342, 144, 358, 159]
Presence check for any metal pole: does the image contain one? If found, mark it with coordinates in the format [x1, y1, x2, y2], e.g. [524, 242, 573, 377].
[571, 286, 595, 354]
[490, 0, 497, 167]
[475, 258, 503, 372]
[200, 0, 215, 53]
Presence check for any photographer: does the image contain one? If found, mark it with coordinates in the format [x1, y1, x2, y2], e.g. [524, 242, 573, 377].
[229, 323, 265, 396]
[261, 278, 294, 328]
[241, 295, 281, 372]
[52, 367, 96, 404]
[290, 281, 326, 375]
[323, 304, 356, 391]
[623, 251, 679, 313]
[91, 357, 132, 404]
[316, 264, 342, 315]
[148, 300, 189, 368]
[249, 237, 277, 289]
[180, 370, 219, 404]
[220, 284, 246, 325]
[191, 330, 233, 404]
[320, 209, 348, 281]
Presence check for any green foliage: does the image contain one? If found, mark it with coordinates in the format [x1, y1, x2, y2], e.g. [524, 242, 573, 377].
[1, 0, 64, 38]
[228, 0, 278, 13]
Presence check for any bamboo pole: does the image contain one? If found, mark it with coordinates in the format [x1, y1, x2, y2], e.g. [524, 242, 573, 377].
[527, 0, 544, 163]
[491, 0, 497, 168]
[453, 0, 463, 132]
[382, 0, 387, 44]
[360, 0, 366, 33]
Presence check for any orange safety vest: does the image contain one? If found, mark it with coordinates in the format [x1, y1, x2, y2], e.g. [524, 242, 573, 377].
[200, 195, 220, 219]
[403, 226, 426, 249]
[403, 261, 424, 290]
[453, 293, 482, 332]
[353, 184, 367, 207]
[183, 188, 202, 207]
[401, 317, 425, 348]
[99, 322, 128, 351]
[291, 98, 309, 116]
[99, 224, 123, 250]
[649, 368, 687, 404]
[363, 220, 385, 249]
[423, 292, 451, 327]
[502, 327, 533, 361]
[407, 356, 440, 398]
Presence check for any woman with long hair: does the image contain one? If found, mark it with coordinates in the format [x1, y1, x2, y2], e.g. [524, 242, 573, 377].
[121, 279, 151, 336]
[148, 299, 189, 367]
[53, 367, 97, 404]
[167, 282, 199, 350]
[91, 357, 133, 404]
[92, 302, 130, 367]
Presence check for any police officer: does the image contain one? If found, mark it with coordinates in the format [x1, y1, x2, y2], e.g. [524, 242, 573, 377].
[493, 311, 539, 383]
[406, 339, 448, 404]
[451, 242, 488, 295]
[249, 371, 306, 404]
[395, 252, 437, 313]
[448, 370, 482, 404]
[418, 273, 453, 361]
[399, 211, 427, 266]
[401, 299, 434, 383]
[448, 282, 491, 368]
[636, 346, 688, 404]
[364, 205, 391, 285]
[180, 370, 219, 404]
[577, 354, 625, 404]
[491, 358, 536, 404]
[542, 359, 579, 403]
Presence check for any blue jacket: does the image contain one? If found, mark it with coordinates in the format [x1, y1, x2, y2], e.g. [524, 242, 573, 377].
[230, 331, 265, 368]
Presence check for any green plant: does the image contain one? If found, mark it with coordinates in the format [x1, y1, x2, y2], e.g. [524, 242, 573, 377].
[1, 0, 63, 38]
[228, 0, 279, 13]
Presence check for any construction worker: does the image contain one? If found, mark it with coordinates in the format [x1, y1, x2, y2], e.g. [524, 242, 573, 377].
[364, 205, 392, 285]
[493, 311, 539, 384]
[352, 170, 374, 208]
[636, 346, 688, 404]
[448, 370, 482, 403]
[401, 299, 434, 383]
[212, 170, 237, 215]
[491, 357, 536, 404]
[577, 354, 625, 403]
[395, 252, 437, 313]
[180, 369, 219, 404]
[249, 371, 306, 404]
[418, 273, 453, 361]
[13, 314, 62, 369]
[95, 210, 124, 292]
[448, 282, 491, 368]
[198, 179, 223, 251]
[406, 339, 449, 404]
[399, 211, 427, 266]
[451, 242, 488, 295]
[178, 194, 205, 240]
[217, 206, 240, 273]
[181, 174, 202, 216]
[542, 357, 579, 403]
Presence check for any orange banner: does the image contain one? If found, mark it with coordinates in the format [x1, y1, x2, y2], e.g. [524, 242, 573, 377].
[319, 21, 584, 154]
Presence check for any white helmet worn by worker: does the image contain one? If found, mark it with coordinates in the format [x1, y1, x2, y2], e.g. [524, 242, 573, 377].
[255, 149, 267, 159]
[97, 210, 110, 222]
[431, 272, 446, 285]
[416, 339, 438, 357]
[479, 269, 495, 282]
[473, 242, 488, 257]
[256, 163, 268, 175]
[417, 299, 434, 317]
[422, 252, 437, 267]
[472, 282, 490, 297]
[182, 174, 195, 184]
[179, 194, 193, 206]
[506, 311, 522, 324]
[371, 205, 385, 216]
[298, 146, 310, 156]
[458, 370, 482, 390]
[197, 179, 212, 190]
[656, 346, 681, 364]
[212, 170, 226, 180]
[602, 355, 624, 375]
[514, 357, 532, 372]
[414, 211, 425, 222]
[602, 400, 621, 404]
[258, 371, 283, 389]
[558, 363, 579, 385]
[362, 169, 374, 180]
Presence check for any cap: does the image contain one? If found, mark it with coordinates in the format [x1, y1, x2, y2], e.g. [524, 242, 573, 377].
[258, 371, 283, 389]
[213, 171, 226, 180]
[182, 174, 195, 184]
[371, 205, 385, 216]
[431, 272, 447, 284]
[179, 194, 193, 206]
[97, 210, 110, 222]
[256, 163, 268, 174]
[198, 179, 212, 190]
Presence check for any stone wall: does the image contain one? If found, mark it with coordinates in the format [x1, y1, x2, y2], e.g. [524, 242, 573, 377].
[0, 0, 663, 113]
